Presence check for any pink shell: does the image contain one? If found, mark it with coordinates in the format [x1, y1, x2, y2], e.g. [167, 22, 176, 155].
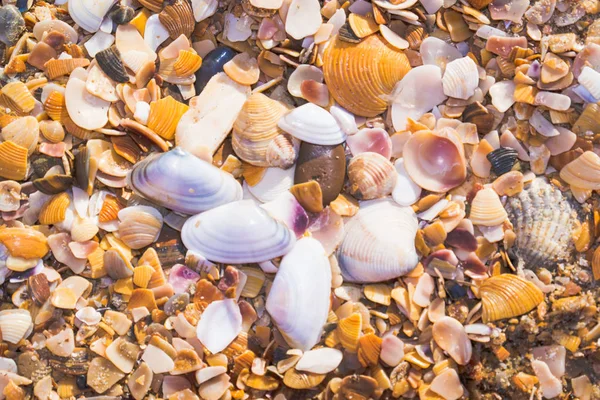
[168, 264, 200, 294]
[346, 128, 392, 159]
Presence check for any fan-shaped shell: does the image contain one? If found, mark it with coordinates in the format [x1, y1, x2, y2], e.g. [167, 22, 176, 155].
[469, 187, 507, 226]
[0, 140, 28, 181]
[39, 120, 65, 143]
[504, 178, 581, 268]
[174, 50, 203, 77]
[323, 34, 411, 117]
[0, 309, 32, 344]
[266, 237, 331, 351]
[337, 199, 419, 282]
[159, 0, 195, 39]
[442, 56, 480, 100]
[39, 192, 71, 225]
[147, 96, 190, 140]
[559, 151, 600, 190]
[181, 199, 296, 263]
[128, 147, 242, 214]
[1, 81, 35, 114]
[1, 116, 39, 156]
[277, 103, 346, 145]
[118, 206, 164, 249]
[44, 90, 68, 122]
[480, 274, 544, 323]
[347, 152, 397, 200]
[403, 128, 467, 192]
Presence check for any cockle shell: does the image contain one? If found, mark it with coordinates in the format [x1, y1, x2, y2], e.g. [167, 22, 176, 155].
[277, 103, 346, 146]
[0, 309, 32, 344]
[347, 152, 397, 200]
[403, 128, 467, 192]
[559, 151, 600, 190]
[337, 199, 418, 282]
[118, 205, 163, 249]
[68, 0, 116, 32]
[182, 200, 295, 263]
[128, 147, 242, 214]
[1, 116, 39, 156]
[1, 81, 36, 114]
[159, 0, 195, 39]
[442, 56, 479, 100]
[147, 96, 190, 140]
[323, 34, 411, 117]
[480, 274, 544, 322]
[504, 178, 581, 268]
[266, 237, 331, 351]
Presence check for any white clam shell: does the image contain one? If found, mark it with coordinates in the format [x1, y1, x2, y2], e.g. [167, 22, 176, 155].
[337, 199, 419, 282]
[392, 158, 421, 206]
[442, 56, 479, 100]
[65, 68, 109, 130]
[0, 309, 32, 344]
[84, 31, 115, 58]
[196, 299, 242, 353]
[128, 147, 242, 215]
[68, 0, 116, 33]
[266, 237, 331, 351]
[260, 192, 309, 237]
[247, 166, 295, 203]
[181, 200, 296, 263]
[295, 348, 343, 374]
[285, 0, 322, 40]
[278, 103, 346, 145]
[489, 81, 516, 113]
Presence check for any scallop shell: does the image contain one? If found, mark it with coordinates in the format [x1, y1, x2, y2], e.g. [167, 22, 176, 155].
[323, 34, 411, 117]
[1, 116, 39, 156]
[0, 141, 28, 181]
[487, 147, 518, 176]
[337, 199, 419, 282]
[96, 46, 129, 83]
[283, 369, 326, 389]
[348, 13, 379, 38]
[39, 192, 71, 225]
[159, 0, 195, 39]
[44, 58, 91, 80]
[118, 206, 164, 250]
[403, 128, 467, 192]
[1, 81, 35, 113]
[480, 274, 544, 323]
[128, 147, 242, 214]
[347, 152, 397, 200]
[0, 309, 32, 344]
[147, 96, 190, 140]
[442, 56, 479, 100]
[337, 312, 361, 352]
[504, 178, 581, 268]
[68, 0, 116, 33]
[266, 237, 331, 351]
[559, 151, 600, 190]
[182, 199, 296, 263]
[174, 50, 203, 77]
[469, 187, 507, 226]
[277, 103, 346, 145]
[44, 90, 68, 122]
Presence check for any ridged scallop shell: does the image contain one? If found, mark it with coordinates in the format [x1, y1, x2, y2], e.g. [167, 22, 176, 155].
[68, 0, 116, 33]
[0, 309, 32, 344]
[266, 237, 331, 351]
[504, 178, 581, 268]
[278, 103, 346, 145]
[138, 0, 164, 12]
[338, 312, 361, 352]
[159, 0, 195, 39]
[39, 192, 71, 225]
[232, 93, 293, 167]
[1, 81, 35, 113]
[337, 199, 419, 282]
[348, 13, 379, 38]
[182, 200, 296, 263]
[559, 151, 600, 190]
[469, 187, 507, 226]
[442, 56, 479, 100]
[347, 152, 397, 200]
[44, 58, 91, 79]
[174, 50, 203, 76]
[128, 147, 242, 214]
[0, 141, 28, 181]
[1, 116, 39, 156]
[323, 34, 411, 117]
[96, 46, 129, 83]
[147, 96, 189, 140]
[44, 90, 68, 122]
[480, 274, 544, 323]
[118, 206, 164, 250]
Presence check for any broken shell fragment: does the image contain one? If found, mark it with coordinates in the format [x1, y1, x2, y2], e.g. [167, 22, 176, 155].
[196, 299, 242, 353]
[432, 316, 472, 365]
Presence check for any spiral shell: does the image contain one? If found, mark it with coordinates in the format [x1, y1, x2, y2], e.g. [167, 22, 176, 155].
[559, 151, 600, 190]
[118, 206, 164, 250]
[480, 274, 544, 323]
[323, 34, 411, 117]
[347, 152, 397, 200]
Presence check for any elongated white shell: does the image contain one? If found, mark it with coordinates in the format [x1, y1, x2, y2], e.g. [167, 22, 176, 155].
[278, 103, 347, 145]
[65, 68, 110, 130]
[196, 299, 242, 353]
[0, 309, 32, 344]
[68, 0, 116, 33]
[266, 237, 331, 351]
[337, 199, 419, 282]
[182, 200, 296, 263]
[128, 147, 242, 214]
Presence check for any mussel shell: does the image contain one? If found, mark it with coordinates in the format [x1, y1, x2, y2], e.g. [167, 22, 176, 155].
[194, 46, 236, 93]
[486, 147, 518, 176]
[463, 102, 495, 133]
[33, 175, 74, 195]
[338, 23, 362, 43]
[96, 46, 129, 83]
[108, 4, 135, 25]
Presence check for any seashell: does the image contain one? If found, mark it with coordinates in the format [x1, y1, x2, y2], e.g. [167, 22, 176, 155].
[118, 206, 164, 249]
[133, 264, 156, 288]
[223, 53, 259, 86]
[432, 317, 472, 365]
[323, 34, 411, 117]
[96, 46, 129, 83]
[196, 299, 242, 353]
[260, 192, 310, 238]
[480, 274, 544, 323]
[504, 178, 581, 268]
[106, 337, 140, 374]
[128, 288, 158, 310]
[128, 147, 242, 214]
[296, 348, 343, 374]
[266, 238, 331, 350]
[247, 166, 295, 203]
[116, 24, 157, 63]
[1, 116, 39, 156]
[283, 369, 326, 389]
[0, 181, 21, 212]
[159, 0, 195, 39]
[403, 128, 467, 192]
[87, 357, 126, 394]
[348, 13, 379, 38]
[104, 248, 134, 279]
[358, 333, 382, 367]
[232, 93, 292, 167]
[489, 81, 516, 113]
[0, 309, 32, 344]
[463, 102, 495, 134]
[337, 199, 418, 282]
[420, 37, 462, 70]
[44, 90, 68, 122]
[337, 312, 361, 352]
[68, 0, 115, 33]
[128, 363, 153, 400]
[65, 68, 110, 130]
[379, 24, 409, 50]
[284, 0, 322, 40]
[347, 152, 397, 200]
[560, 151, 600, 190]
[174, 50, 203, 77]
[109, 4, 135, 25]
[147, 96, 189, 141]
[112, 135, 142, 164]
[487, 147, 518, 176]
[0, 227, 48, 259]
[44, 58, 91, 80]
[346, 127, 392, 159]
[278, 103, 346, 145]
[444, 10, 471, 42]
[33, 174, 73, 195]
[0, 5, 25, 46]
[290, 181, 323, 213]
[182, 200, 295, 263]
[573, 103, 600, 135]
[442, 57, 479, 100]
[467, 0, 492, 9]
[541, 53, 569, 84]
[469, 187, 507, 227]
[1, 81, 35, 114]
[39, 120, 65, 143]
[39, 192, 70, 225]
[295, 143, 346, 207]
[98, 149, 133, 178]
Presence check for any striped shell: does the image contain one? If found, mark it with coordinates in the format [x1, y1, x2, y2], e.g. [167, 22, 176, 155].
[347, 152, 397, 200]
[159, 0, 195, 39]
[1, 116, 39, 156]
[0, 141, 28, 181]
[45, 58, 91, 79]
[147, 96, 190, 140]
[480, 274, 544, 323]
[39, 192, 71, 225]
[1, 81, 35, 113]
[469, 187, 507, 226]
[559, 151, 600, 190]
[118, 206, 163, 250]
[173, 50, 203, 76]
[0, 309, 32, 344]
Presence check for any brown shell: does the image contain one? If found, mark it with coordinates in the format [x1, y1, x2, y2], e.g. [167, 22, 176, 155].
[159, 0, 195, 39]
[283, 369, 326, 389]
[290, 181, 324, 213]
[44, 58, 91, 79]
[323, 34, 411, 117]
[357, 333, 382, 367]
[147, 96, 190, 140]
[1, 81, 36, 113]
[138, 0, 164, 12]
[0, 141, 28, 181]
[0, 227, 49, 259]
[39, 192, 71, 225]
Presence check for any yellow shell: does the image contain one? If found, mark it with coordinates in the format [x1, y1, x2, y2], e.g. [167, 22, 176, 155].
[51, 287, 78, 309]
[348, 13, 379, 38]
[147, 96, 189, 140]
[0, 227, 48, 259]
[560, 151, 600, 190]
[233, 350, 255, 376]
[246, 373, 280, 391]
[99, 194, 123, 222]
[138, 247, 166, 288]
[469, 188, 508, 226]
[173, 50, 203, 77]
[323, 34, 411, 117]
[158, 0, 195, 39]
[480, 274, 544, 323]
[239, 267, 265, 298]
[3, 380, 25, 400]
[128, 288, 157, 310]
[573, 103, 600, 134]
[44, 90, 68, 122]
[44, 58, 91, 79]
[71, 217, 99, 242]
[1, 81, 35, 113]
[337, 312, 362, 352]
[357, 333, 382, 367]
[173, 349, 204, 375]
[1, 116, 39, 156]
[133, 264, 155, 288]
[39, 120, 66, 143]
[290, 181, 323, 213]
[39, 192, 71, 225]
[223, 53, 260, 86]
[363, 284, 391, 306]
[88, 246, 106, 278]
[232, 93, 289, 167]
[513, 83, 537, 104]
[283, 368, 326, 389]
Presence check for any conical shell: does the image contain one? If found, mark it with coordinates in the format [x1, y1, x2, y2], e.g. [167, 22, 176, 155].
[147, 96, 190, 140]
[44, 58, 91, 79]
[559, 151, 600, 190]
[182, 199, 296, 263]
[1, 81, 35, 114]
[469, 187, 507, 226]
[347, 152, 397, 200]
[232, 93, 291, 167]
[480, 274, 544, 323]
[0, 227, 48, 259]
[174, 50, 203, 76]
[159, 0, 195, 39]
[0, 141, 28, 181]
[337, 199, 418, 282]
[278, 103, 347, 145]
[128, 147, 242, 214]
[1, 116, 39, 156]
[39, 192, 71, 225]
[0, 309, 32, 344]
[504, 178, 581, 268]
[337, 312, 362, 352]
[118, 205, 164, 249]
[323, 34, 411, 117]
[266, 238, 331, 351]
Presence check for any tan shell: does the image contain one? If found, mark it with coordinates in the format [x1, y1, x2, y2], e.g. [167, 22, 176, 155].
[559, 151, 600, 190]
[39, 192, 70, 225]
[323, 34, 411, 117]
[348, 13, 379, 38]
[223, 53, 260, 86]
[39, 120, 65, 143]
[469, 187, 507, 226]
[174, 50, 203, 77]
[337, 312, 362, 353]
[159, 0, 195, 39]
[0, 227, 49, 259]
[480, 274, 544, 322]
[138, 247, 166, 288]
[1, 116, 39, 156]
[347, 152, 397, 200]
[1, 81, 36, 113]
[133, 264, 155, 288]
[283, 368, 326, 389]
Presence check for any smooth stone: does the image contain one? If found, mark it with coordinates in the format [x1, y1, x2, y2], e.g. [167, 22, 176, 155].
[194, 46, 236, 93]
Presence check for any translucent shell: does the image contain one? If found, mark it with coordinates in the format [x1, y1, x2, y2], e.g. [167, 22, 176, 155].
[559, 151, 600, 190]
[39, 192, 71, 225]
[469, 187, 507, 226]
[323, 34, 411, 117]
[0, 141, 28, 181]
[1, 81, 35, 113]
[480, 274, 544, 323]
[147, 96, 190, 140]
